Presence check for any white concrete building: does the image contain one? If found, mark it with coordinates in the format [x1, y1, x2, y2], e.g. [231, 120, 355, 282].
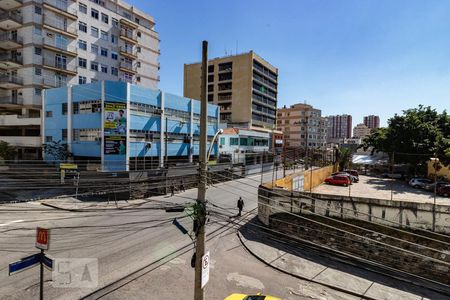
[0, 0, 160, 159]
[353, 123, 371, 139]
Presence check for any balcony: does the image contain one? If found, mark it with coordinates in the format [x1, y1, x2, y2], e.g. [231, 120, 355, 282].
[42, 57, 77, 76]
[0, 32, 22, 49]
[42, 0, 77, 20]
[42, 37, 77, 57]
[0, 74, 23, 88]
[0, 115, 40, 126]
[0, 0, 22, 10]
[0, 136, 41, 147]
[253, 63, 277, 82]
[0, 53, 22, 69]
[119, 46, 137, 60]
[43, 16, 77, 38]
[253, 74, 277, 91]
[119, 61, 137, 74]
[42, 76, 67, 88]
[120, 18, 138, 29]
[0, 95, 23, 105]
[119, 28, 138, 44]
[0, 11, 22, 30]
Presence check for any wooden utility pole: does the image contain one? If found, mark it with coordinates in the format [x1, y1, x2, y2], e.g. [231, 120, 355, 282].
[194, 40, 208, 300]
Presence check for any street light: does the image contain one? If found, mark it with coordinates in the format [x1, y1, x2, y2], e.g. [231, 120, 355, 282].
[207, 128, 224, 162]
[430, 157, 440, 232]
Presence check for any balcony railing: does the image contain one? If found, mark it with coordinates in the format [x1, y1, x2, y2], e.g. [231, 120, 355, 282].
[43, 0, 77, 17]
[0, 95, 23, 105]
[0, 11, 22, 24]
[0, 53, 22, 64]
[0, 74, 23, 85]
[120, 61, 136, 71]
[42, 36, 77, 54]
[120, 28, 137, 41]
[0, 32, 22, 44]
[43, 76, 67, 88]
[42, 57, 77, 73]
[44, 17, 77, 35]
[120, 46, 137, 57]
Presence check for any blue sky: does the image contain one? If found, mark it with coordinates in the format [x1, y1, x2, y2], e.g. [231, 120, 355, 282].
[128, 0, 450, 126]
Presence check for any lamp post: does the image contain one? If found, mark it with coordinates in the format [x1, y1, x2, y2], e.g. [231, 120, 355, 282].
[430, 157, 439, 232]
[206, 129, 224, 162]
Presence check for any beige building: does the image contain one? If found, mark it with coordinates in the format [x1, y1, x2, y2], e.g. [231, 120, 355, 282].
[0, 0, 160, 159]
[184, 51, 278, 132]
[277, 103, 327, 149]
[353, 123, 371, 138]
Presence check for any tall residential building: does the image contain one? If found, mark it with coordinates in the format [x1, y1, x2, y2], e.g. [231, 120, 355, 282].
[183, 51, 278, 132]
[327, 114, 352, 143]
[0, 0, 160, 159]
[277, 103, 328, 149]
[363, 115, 380, 129]
[353, 123, 371, 138]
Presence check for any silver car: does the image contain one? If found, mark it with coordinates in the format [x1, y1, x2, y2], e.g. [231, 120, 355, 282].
[408, 178, 432, 189]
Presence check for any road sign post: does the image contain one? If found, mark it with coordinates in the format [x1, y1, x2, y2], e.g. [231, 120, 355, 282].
[201, 251, 210, 289]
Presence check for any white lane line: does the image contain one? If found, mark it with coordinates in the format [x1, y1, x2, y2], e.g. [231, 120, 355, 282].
[0, 220, 25, 227]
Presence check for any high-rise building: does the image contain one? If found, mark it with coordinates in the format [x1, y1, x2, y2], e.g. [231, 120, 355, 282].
[0, 0, 160, 159]
[276, 103, 328, 149]
[327, 114, 352, 143]
[363, 115, 380, 129]
[184, 51, 278, 132]
[353, 123, 371, 138]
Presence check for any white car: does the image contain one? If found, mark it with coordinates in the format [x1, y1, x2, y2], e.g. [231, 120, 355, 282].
[408, 178, 432, 189]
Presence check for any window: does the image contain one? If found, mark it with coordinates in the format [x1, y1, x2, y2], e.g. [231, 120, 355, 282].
[79, 3, 87, 14]
[136, 46, 141, 53]
[62, 129, 67, 141]
[137, 31, 141, 38]
[90, 0, 105, 7]
[208, 85, 214, 92]
[134, 17, 140, 24]
[100, 30, 108, 41]
[73, 102, 79, 114]
[62, 103, 68, 115]
[46, 111, 53, 117]
[78, 40, 87, 50]
[91, 26, 99, 38]
[34, 5, 42, 15]
[208, 65, 214, 73]
[136, 62, 141, 68]
[100, 64, 107, 73]
[101, 13, 108, 24]
[208, 74, 214, 82]
[219, 62, 232, 71]
[79, 21, 87, 33]
[111, 67, 118, 76]
[91, 79, 98, 83]
[90, 61, 98, 71]
[111, 34, 117, 44]
[122, 72, 133, 83]
[111, 51, 118, 60]
[45, 136, 53, 143]
[220, 137, 225, 146]
[35, 88, 42, 96]
[78, 57, 87, 68]
[34, 47, 42, 56]
[112, 18, 118, 27]
[240, 138, 248, 146]
[100, 47, 108, 57]
[91, 8, 99, 19]
[35, 68, 42, 76]
[91, 44, 98, 54]
[33, 27, 42, 36]
[208, 94, 213, 102]
[136, 76, 140, 82]
[79, 76, 87, 84]
[230, 138, 239, 145]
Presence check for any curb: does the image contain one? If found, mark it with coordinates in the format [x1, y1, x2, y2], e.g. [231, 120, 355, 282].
[237, 231, 378, 300]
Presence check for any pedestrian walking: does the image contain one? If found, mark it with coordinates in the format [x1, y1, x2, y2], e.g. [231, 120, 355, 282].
[237, 197, 244, 216]
[170, 185, 175, 197]
[181, 179, 185, 192]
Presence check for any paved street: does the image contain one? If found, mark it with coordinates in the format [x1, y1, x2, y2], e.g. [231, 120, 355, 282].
[313, 175, 449, 205]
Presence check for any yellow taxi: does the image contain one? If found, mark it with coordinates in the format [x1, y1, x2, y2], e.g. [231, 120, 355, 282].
[224, 293, 281, 300]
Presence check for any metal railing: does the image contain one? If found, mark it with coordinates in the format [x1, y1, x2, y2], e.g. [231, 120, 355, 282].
[0, 53, 22, 64]
[0, 95, 23, 105]
[0, 74, 23, 85]
[42, 57, 77, 73]
[43, 0, 77, 16]
[43, 76, 67, 88]
[0, 11, 22, 24]
[120, 46, 137, 57]
[0, 32, 22, 44]
[120, 28, 137, 41]
[120, 61, 135, 71]
[42, 36, 77, 54]
[44, 17, 77, 35]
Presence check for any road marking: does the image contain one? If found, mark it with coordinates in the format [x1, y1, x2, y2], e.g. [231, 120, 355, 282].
[0, 220, 24, 227]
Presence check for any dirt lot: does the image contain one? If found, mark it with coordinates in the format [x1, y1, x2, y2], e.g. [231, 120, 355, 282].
[313, 175, 449, 205]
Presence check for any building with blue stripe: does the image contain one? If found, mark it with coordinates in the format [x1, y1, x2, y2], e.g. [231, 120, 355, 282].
[42, 81, 219, 171]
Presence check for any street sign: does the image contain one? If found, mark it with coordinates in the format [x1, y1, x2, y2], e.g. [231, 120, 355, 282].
[201, 251, 210, 288]
[9, 253, 41, 275]
[36, 227, 50, 250]
[42, 254, 53, 270]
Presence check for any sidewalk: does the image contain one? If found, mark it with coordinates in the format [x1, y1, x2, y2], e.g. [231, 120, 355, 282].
[238, 224, 447, 300]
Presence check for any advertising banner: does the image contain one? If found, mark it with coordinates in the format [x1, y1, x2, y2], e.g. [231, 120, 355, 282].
[104, 136, 127, 155]
[104, 102, 127, 155]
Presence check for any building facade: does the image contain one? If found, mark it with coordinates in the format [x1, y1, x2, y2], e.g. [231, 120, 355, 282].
[219, 127, 269, 164]
[43, 81, 219, 171]
[183, 51, 278, 132]
[276, 103, 328, 149]
[353, 123, 371, 138]
[0, 0, 159, 159]
[363, 115, 380, 129]
[327, 114, 352, 143]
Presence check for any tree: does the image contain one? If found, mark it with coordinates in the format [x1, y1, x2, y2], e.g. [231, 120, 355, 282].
[43, 141, 71, 161]
[337, 147, 352, 171]
[362, 105, 450, 166]
[0, 141, 16, 160]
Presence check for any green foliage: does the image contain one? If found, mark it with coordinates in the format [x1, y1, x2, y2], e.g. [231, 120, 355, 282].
[337, 147, 352, 171]
[0, 141, 16, 160]
[43, 140, 71, 161]
[362, 105, 450, 166]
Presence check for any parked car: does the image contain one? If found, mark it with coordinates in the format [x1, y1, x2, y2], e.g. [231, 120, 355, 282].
[344, 169, 359, 178]
[224, 293, 281, 300]
[424, 181, 449, 191]
[437, 185, 450, 197]
[408, 178, 433, 189]
[382, 172, 405, 179]
[332, 172, 359, 183]
[325, 175, 352, 186]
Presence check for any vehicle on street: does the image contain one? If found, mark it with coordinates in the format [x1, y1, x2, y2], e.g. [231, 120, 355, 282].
[325, 175, 352, 186]
[382, 172, 405, 179]
[423, 181, 449, 191]
[344, 169, 359, 178]
[332, 172, 359, 183]
[437, 185, 450, 197]
[408, 178, 433, 189]
[224, 294, 281, 300]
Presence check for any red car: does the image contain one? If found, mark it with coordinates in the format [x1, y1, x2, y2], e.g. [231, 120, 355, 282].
[437, 185, 450, 197]
[324, 175, 351, 186]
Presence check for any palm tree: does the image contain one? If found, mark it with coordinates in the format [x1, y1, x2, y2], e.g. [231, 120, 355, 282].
[336, 147, 352, 171]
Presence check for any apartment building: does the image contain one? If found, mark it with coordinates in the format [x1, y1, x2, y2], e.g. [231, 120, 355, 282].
[0, 0, 160, 159]
[277, 103, 328, 149]
[327, 114, 352, 143]
[184, 51, 278, 132]
[353, 123, 371, 139]
[363, 115, 380, 129]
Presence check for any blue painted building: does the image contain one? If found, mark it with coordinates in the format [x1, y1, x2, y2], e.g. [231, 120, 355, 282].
[43, 81, 220, 171]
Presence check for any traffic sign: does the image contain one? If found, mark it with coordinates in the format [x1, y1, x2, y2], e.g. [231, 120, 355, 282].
[36, 227, 50, 250]
[42, 254, 53, 270]
[9, 253, 41, 275]
[201, 251, 210, 288]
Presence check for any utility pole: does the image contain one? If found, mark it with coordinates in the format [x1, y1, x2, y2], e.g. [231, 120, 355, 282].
[194, 40, 208, 300]
[165, 116, 168, 167]
[260, 150, 264, 184]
